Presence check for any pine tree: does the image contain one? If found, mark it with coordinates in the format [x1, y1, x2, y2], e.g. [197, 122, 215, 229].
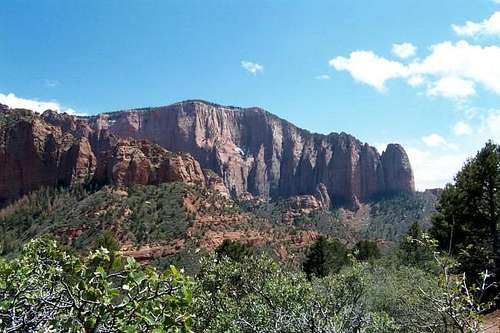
[430, 141, 500, 293]
[353, 240, 381, 262]
[302, 236, 349, 278]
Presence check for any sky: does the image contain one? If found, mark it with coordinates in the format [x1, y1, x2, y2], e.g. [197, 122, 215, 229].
[1, 0, 500, 190]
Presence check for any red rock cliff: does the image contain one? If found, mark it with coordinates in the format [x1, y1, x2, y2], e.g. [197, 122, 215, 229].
[84, 100, 416, 208]
[0, 106, 219, 205]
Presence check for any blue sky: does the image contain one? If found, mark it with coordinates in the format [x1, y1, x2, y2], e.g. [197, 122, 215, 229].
[1, 0, 500, 189]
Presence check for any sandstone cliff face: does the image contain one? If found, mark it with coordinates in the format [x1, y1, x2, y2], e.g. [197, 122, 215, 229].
[0, 107, 220, 205]
[0, 100, 415, 209]
[87, 100, 415, 208]
[0, 108, 96, 204]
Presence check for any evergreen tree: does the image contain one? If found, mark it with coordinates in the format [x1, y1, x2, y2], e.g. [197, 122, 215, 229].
[92, 230, 121, 270]
[430, 141, 500, 292]
[353, 240, 381, 262]
[399, 222, 434, 269]
[302, 236, 349, 278]
[215, 239, 254, 262]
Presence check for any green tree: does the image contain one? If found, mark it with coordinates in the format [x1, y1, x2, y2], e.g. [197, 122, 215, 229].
[352, 240, 381, 262]
[399, 222, 434, 269]
[430, 141, 500, 286]
[215, 239, 254, 262]
[91, 229, 121, 271]
[302, 236, 349, 278]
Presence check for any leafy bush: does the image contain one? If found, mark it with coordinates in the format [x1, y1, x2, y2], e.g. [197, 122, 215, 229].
[0, 238, 193, 332]
[193, 255, 395, 332]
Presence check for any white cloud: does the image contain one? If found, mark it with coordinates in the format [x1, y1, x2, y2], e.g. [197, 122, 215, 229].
[421, 133, 458, 150]
[330, 40, 500, 99]
[391, 42, 417, 59]
[374, 143, 387, 154]
[407, 76, 425, 87]
[452, 12, 500, 37]
[0, 92, 84, 116]
[479, 109, 500, 142]
[427, 76, 476, 99]
[329, 51, 409, 91]
[453, 121, 472, 136]
[407, 147, 468, 190]
[315, 74, 331, 80]
[421, 134, 447, 147]
[412, 41, 500, 94]
[409, 108, 500, 189]
[241, 61, 263, 75]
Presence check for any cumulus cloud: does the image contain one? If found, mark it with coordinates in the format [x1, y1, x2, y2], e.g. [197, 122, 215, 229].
[407, 76, 425, 87]
[427, 76, 476, 99]
[241, 61, 263, 75]
[412, 41, 500, 94]
[421, 133, 458, 150]
[0, 92, 84, 116]
[329, 40, 500, 99]
[329, 51, 409, 91]
[452, 12, 500, 37]
[453, 121, 472, 136]
[315, 74, 331, 80]
[410, 110, 500, 189]
[391, 42, 417, 59]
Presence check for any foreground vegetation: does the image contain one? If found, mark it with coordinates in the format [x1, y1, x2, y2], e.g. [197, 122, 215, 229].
[0, 238, 193, 332]
[0, 235, 486, 332]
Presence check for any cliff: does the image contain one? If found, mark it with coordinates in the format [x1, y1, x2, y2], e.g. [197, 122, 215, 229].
[0, 100, 415, 208]
[86, 100, 415, 208]
[0, 105, 222, 205]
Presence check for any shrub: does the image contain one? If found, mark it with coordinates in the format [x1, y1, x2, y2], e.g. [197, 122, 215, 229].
[0, 238, 193, 332]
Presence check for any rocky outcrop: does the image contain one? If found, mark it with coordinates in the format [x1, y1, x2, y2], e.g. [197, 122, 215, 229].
[381, 144, 415, 195]
[203, 169, 231, 198]
[0, 107, 226, 205]
[287, 195, 322, 212]
[93, 140, 205, 186]
[87, 100, 415, 208]
[315, 183, 331, 210]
